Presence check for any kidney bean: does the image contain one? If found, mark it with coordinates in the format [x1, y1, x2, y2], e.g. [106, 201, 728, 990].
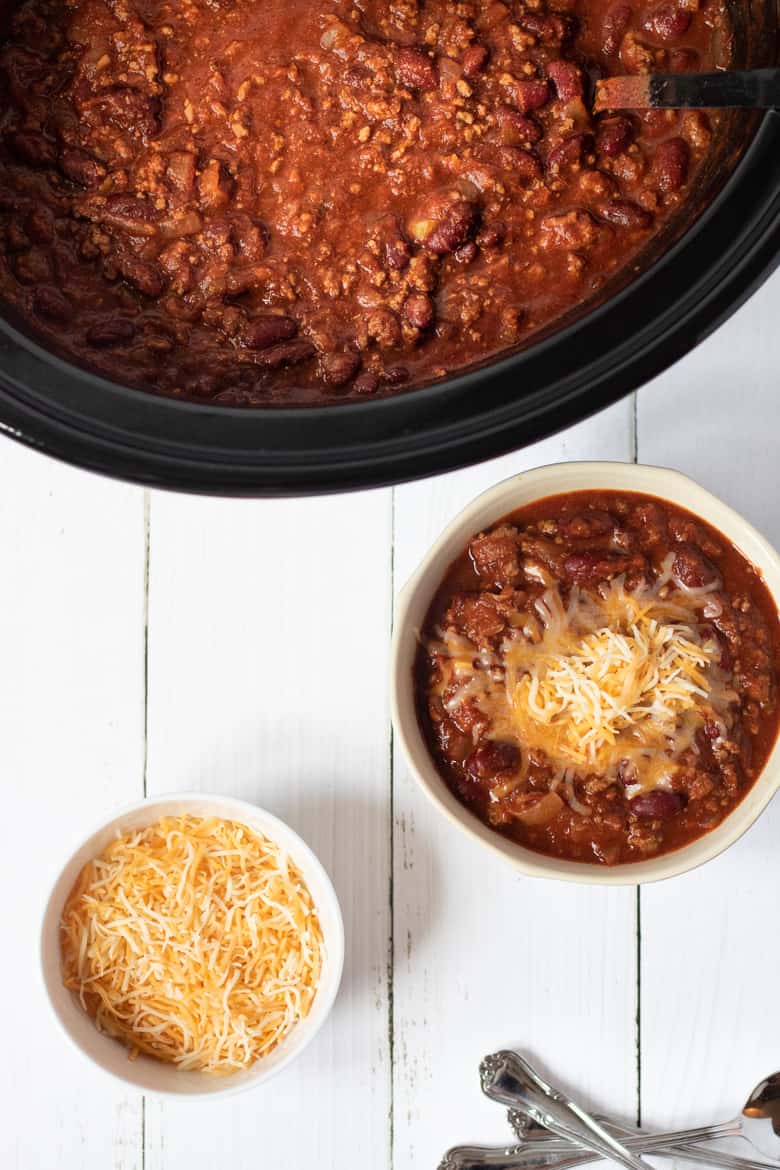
[117, 255, 166, 298]
[520, 12, 571, 42]
[547, 133, 592, 174]
[353, 371, 380, 394]
[672, 543, 718, 588]
[411, 196, 478, 255]
[603, 2, 633, 55]
[243, 314, 298, 350]
[476, 221, 507, 248]
[629, 790, 684, 819]
[645, 2, 692, 40]
[33, 286, 73, 323]
[385, 238, 410, 270]
[6, 130, 56, 167]
[560, 510, 615, 539]
[395, 46, 438, 92]
[499, 146, 543, 181]
[254, 339, 316, 368]
[383, 364, 410, 384]
[546, 60, 583, 104]
[511, 78, 550, 114]
[465, 740, 521, 780]
[596, 116, 635, 156]
[100, 193, 160, 236]
[651, 137, 689, 193]
[496, 106, 542, 146]
[59, 147, 106, 188]
[598, 198, 652, 228]
[403, 292, 434, 330]
[12, 247, 51, 285]
[25, 207, 54, 244]
[320, 350, 361, 387]
[4, 221, 28, 252]
[86, 318, 136, 347]
[563, 549, 640, 584]
[462, 44, 489, 77]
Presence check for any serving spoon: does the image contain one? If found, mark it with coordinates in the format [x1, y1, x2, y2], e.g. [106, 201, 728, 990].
[594, 68, 780, 112]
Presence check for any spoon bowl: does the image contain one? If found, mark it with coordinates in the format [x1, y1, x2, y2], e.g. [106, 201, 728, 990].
[741, 1074, 780, 1161]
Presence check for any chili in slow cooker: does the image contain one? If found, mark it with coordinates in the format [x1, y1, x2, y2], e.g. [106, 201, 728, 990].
[0, 0, 729, 404]
[416, 492, 780, 865]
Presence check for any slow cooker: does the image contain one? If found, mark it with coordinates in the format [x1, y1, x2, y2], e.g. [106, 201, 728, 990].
[0, 0, 777, 495]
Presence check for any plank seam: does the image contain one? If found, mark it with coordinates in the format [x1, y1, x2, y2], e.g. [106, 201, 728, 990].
[142, 489, 150, 1170]
[142, 489, 151, 799]
[388, 485, 396, 1170]
[633, 390, 642, 1131]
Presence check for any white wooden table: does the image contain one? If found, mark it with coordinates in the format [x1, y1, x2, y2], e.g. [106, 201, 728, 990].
[3, 269, 779, 1170]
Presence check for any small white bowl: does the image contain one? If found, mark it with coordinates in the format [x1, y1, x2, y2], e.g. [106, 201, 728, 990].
[390, 461, 780, 885]
[40, 792, 344, 1098]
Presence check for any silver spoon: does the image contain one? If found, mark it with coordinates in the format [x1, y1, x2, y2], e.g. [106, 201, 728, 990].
[505, 1067, 780, 1165]
[508, 1110, 737, 1155]
[508, 1110, 776, 1170]
[480, 1052, 649, 1170]
[438, 1141, 777, 1170]
[439, 1082, 780, 1170]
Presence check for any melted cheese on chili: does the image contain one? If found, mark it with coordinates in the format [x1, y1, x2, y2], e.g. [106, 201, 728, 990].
[60, 815, 324, 1074]
[432, 557, 738, 800]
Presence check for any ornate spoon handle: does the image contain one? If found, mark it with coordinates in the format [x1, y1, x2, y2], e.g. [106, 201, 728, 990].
[480, 1052, 648, 1170]
[507, 1109, 740, 1156]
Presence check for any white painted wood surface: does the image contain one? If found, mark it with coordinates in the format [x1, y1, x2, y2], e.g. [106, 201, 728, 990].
[2, 269, 779, 1169]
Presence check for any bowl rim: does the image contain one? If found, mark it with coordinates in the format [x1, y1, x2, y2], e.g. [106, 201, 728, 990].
[39, 791, 345, 1099]
[390, 461, 780, 886]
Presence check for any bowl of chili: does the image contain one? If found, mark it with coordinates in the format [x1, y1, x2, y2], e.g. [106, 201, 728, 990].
[390, 462, 780, 883]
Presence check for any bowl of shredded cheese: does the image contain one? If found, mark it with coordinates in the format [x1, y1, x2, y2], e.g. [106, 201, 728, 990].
[40, 794, 344, 1096]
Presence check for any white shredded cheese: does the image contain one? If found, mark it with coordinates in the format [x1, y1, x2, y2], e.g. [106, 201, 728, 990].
[431, 564, 738, 801]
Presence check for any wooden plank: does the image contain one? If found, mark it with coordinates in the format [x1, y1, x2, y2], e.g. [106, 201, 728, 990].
[637, 271, 780, 1130]
[0, 444, 145, 1170]
[391, 400, 640, 1170]
[143, 490, 393, 1170]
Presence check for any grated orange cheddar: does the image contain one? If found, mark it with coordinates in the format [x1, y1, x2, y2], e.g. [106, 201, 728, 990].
[60, 815, 324, 1074]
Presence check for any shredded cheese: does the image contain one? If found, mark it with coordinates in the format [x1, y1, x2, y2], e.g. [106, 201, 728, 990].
[431, 557, 738, 800]
[60, 815, 324, 1074]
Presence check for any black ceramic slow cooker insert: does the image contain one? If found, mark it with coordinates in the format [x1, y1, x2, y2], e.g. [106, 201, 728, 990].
[0, 0, 777, 495]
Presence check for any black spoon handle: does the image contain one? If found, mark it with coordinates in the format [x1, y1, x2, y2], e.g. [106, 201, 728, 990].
[647, 68, 780, 108]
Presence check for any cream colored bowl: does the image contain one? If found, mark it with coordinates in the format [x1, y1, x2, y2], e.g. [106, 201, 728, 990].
[390, 462, 780, 885]
[40, 793, 344, 1097]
